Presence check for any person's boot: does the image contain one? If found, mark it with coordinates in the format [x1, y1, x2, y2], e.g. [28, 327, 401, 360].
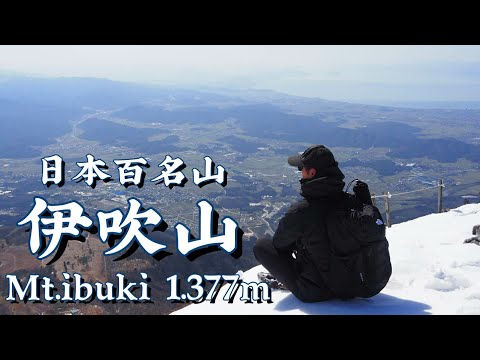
[257, 272, 288, 290]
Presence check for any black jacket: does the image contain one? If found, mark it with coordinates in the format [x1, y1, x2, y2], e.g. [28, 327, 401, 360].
[272, 175, 351, 301]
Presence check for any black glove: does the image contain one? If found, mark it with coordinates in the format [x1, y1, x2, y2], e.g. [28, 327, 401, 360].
[353, 180, 373, 205]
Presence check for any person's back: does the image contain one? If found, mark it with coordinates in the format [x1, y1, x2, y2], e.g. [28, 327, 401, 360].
[253, 144, 391, 302]
[254, 145, 347, 302]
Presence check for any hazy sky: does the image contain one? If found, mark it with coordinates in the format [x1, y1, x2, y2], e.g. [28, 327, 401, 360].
[1, 45, 480, 102]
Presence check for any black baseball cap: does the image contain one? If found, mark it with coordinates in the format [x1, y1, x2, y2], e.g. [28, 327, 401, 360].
[288, 144, 338, 173]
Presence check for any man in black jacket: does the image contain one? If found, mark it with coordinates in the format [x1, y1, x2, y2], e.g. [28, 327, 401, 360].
[253, 144, 365, 302]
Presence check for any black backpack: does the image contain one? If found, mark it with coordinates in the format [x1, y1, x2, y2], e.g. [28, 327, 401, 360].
[322, 180, 392, 299]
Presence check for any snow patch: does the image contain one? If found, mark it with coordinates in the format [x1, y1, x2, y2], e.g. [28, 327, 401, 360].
[451, 259, 480, 268]
[172, 203, 480, 315]
[456, 300, 480, 314]
[466, 292, 480, 300]
[425, 269, 471, 292]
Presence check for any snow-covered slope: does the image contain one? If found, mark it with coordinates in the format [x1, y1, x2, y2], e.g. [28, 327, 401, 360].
[172, 204, 480, 315]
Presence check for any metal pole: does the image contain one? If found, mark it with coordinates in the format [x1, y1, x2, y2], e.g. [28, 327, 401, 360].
[438, 179, 443, 213]
[384, 191, 391, 228]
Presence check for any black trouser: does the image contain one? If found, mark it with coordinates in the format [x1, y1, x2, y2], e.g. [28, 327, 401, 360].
[253, 237, 333, 303]
[253, 237, 299, 291]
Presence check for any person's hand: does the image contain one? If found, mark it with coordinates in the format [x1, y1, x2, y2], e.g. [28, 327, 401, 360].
[353, 180, 369, 193]
[353, 180, 372, 205]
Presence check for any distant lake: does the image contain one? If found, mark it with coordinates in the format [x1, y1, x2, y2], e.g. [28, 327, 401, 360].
[364, 101, 480, 110]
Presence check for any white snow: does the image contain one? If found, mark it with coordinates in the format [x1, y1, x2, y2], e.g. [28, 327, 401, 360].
[172, 203, 480, 315]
